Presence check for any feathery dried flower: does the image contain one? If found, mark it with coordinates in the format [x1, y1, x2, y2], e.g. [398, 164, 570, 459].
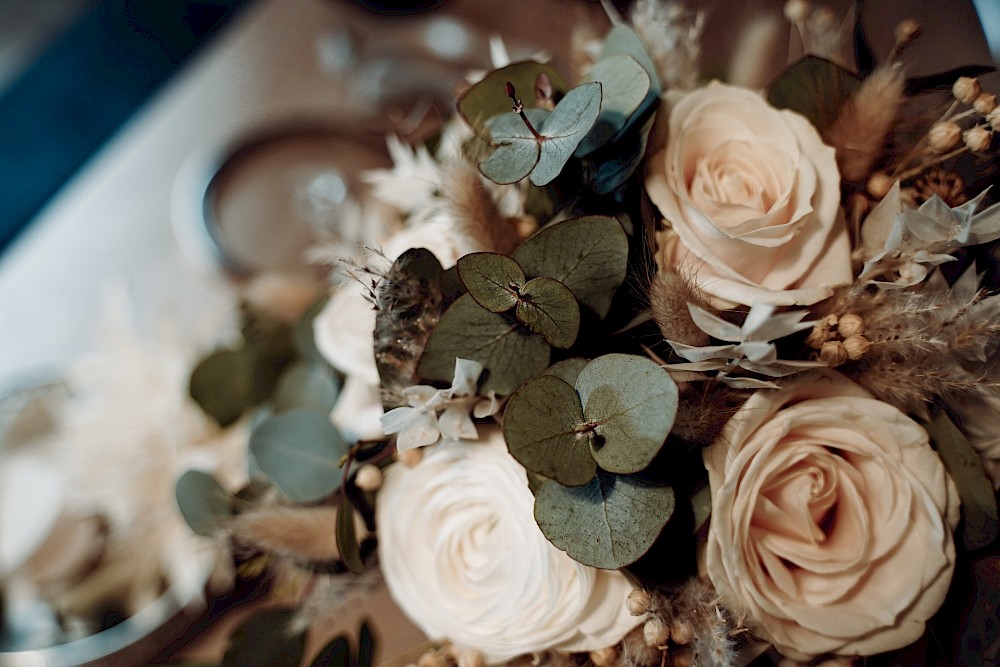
[819, 340, 849, 365]
[650, 269, 710, 347]
[630, 0, 704, 91]
[953, 76, 981, 104]
[910, 169, 967, 207]
[973, 92, 997, 115]
[928, 121, 962, 153]
[671, 618, 694, 645]
[963, 125, 992, 152]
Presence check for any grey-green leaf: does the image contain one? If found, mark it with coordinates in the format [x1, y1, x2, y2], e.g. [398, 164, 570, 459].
[479, 110, 543, 184]
[534, 472, 675, 569]
[515, 277, 580, 349]
[457, 61, 566, 136]
[531, 82, 602, 186]
[576, 55, 651, 157]
[503, 375, 596, 487]
[222, 607, 306, 667]
[189, 347, 256, 427]
[513, 215, 628, 318]
[337, 492, 364, 574]
[272, 361, 339, 414]
[176, 469, 232, 537]
[543, 358, 590, 386]
[249, 410, 349, 503]
[576, 354, 677, 474]
[927, 410, 999, 550]
[601, 24, 661, 95]
[417, 294, 550, 395]
[457, 252, 525, 313]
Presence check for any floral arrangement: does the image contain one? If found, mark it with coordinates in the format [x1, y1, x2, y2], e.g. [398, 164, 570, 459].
[176, 2, 1000, 665]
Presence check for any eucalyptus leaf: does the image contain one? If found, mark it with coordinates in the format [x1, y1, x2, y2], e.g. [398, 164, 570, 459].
[457, 252, 525, 313]
[530, 82, 602, 186]
[458, 61, 567, 136]
[294, 294, 331, 363]
[503, 374, 596, 487]
[358, 622, 376, 667]
[337, 492, 365, 574]
[515, 277, 580, 349]
[479, 110, 546, 184]
[189, 348, 256, 427]
[175, 469, 232, 537]
[576, 55, 651, 157]
[222, 607, 306, 667]
[766, 56, 860, 133]
[534, 472, 675, 569]
[249, 410, 349, 503]
[543, 358, 590, 385]
[576, 354, 677, 474]
[417, 294, 550, 395]
[272, 361, 339, 414]
[601, 23, 661, 95]
[513, 215, 628, 318]
[310, 636, 351, 667]
[927, 410, 999, 550]
[581, 112, 656, 195]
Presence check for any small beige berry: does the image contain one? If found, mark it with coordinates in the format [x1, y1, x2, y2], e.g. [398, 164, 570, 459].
[418, 650, 447, 667]
[973, 93, 997, 116]
[988, 106, 1000, 129]
[836, 313, 865, 338]
[626, 589, 651, 616]
[805, 322, 832, 349]
[457, 651, 484, 667]
[819, 340, 849, 366]
[397, 448, 423, 467]
[784, 0, 811, 23]
[894, 18, 920, 44]
[953, 76, 981, 104]
[643, 617, 669, 647]
[354, 464, 383, 492]
[671, 618, 694, 645]
[866, 172, 894, 199]
[843, 334, 872, 360]
[964, 126, 993, 153]
[589, 646, 618, 667]
[928, 121, 962, 153]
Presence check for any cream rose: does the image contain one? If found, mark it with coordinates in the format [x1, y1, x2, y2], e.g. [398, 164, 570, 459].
[646, 82, 852, 307]
[704, 370, 959, 660]
[377, 429, 638, 664]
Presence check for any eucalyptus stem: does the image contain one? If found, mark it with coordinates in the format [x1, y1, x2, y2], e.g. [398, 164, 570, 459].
[505, 81, 543, 140]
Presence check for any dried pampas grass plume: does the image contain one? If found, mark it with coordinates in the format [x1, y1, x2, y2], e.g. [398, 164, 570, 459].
[823, 66, 906, 182]
[227, 505, 366, 563]
[649, 268, 710, 347]
[439, 161, 523, 256]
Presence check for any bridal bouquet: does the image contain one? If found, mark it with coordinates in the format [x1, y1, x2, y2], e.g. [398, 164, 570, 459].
[177, 1, 1000, 665]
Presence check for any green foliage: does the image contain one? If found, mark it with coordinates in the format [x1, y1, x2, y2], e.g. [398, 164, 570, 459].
[575, 55, 651, 157]
[272, 361, 339, 415]
[222, 607, 306, 667]
[175, 469, 232, 537]
[515, 278, 580, 349]
[543, 358, 590, 385]
[417, 294, 550, 395]
[336, 491, 365, 574]
[249, 410, 349, 503]
[189, 348, 256, 428]
[309, 623, 377, 667]
[479, 82, 602, 187]
[600, 23, 661, 96]
[458, 61, 567, 136]
[294, 294, 331, 363]
[767, 56, 860, 133]
[534, 472, 675, 569]
[927, 410, 999, 550]
[512, 215, 629, 318]
[457, 252, 525, 313]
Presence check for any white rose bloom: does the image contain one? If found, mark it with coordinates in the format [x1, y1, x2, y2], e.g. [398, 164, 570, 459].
[704, 370, 959, 660]
[646, 82, 851, 307]
[377, 429, 638, 664]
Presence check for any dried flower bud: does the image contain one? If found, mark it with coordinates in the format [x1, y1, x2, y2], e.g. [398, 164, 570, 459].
[843, 334, 872, 360]
[397, 448, 423, 467]
[805, 322, 831, 349]
[673, 650, 695, 667]
[953, 77, 981, 104]
[784, 0, 811, 23]
[418, 650, 447, 667]
[627, 588, 652, 616]
[894, 18, 920, 44]
[837, 313, 865, 338]
[458, 651, 484, 667]
[988, 106, 1000, 130]
[964, 126, 993, 152]
[928, 121, 962, 152]
[671, 618, 694, 645]
[643, 617, 669, 647]
[819, 340, 849, 366]
[974, 93, 997, 116]
[589, 646, 618, 667]
[866, 172, 894, 199]
[354, 464, 383, 492]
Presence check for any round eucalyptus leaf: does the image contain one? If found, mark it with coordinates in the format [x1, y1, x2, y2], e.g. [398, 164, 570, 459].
[272, 361, 339, 414]
[417, 294, 550, 396]
[515, 277, 580, 349]
[176, 469, 232, 537]
[504, 375, 596, 487]
[336, 492, 364, 574]
[601, 23, 661, 95]
[222, 607, 306, 667]
[543, 358, 590, 386]
[534, 472, 675, 569]
[531, 82, 602, 186]
[479, 110, 544, 185]
[249, 410, 348, 503]
[457, 61, 566, 136]
[457, 252, 525, 313]
[512, 215, 628, 318]
[576, 55, 651, 157]
[576, 354, 677, 475]
[189, 347, 256, 427]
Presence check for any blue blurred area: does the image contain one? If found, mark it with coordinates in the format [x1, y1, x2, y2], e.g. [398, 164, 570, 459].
[0, 0, 254, 255]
